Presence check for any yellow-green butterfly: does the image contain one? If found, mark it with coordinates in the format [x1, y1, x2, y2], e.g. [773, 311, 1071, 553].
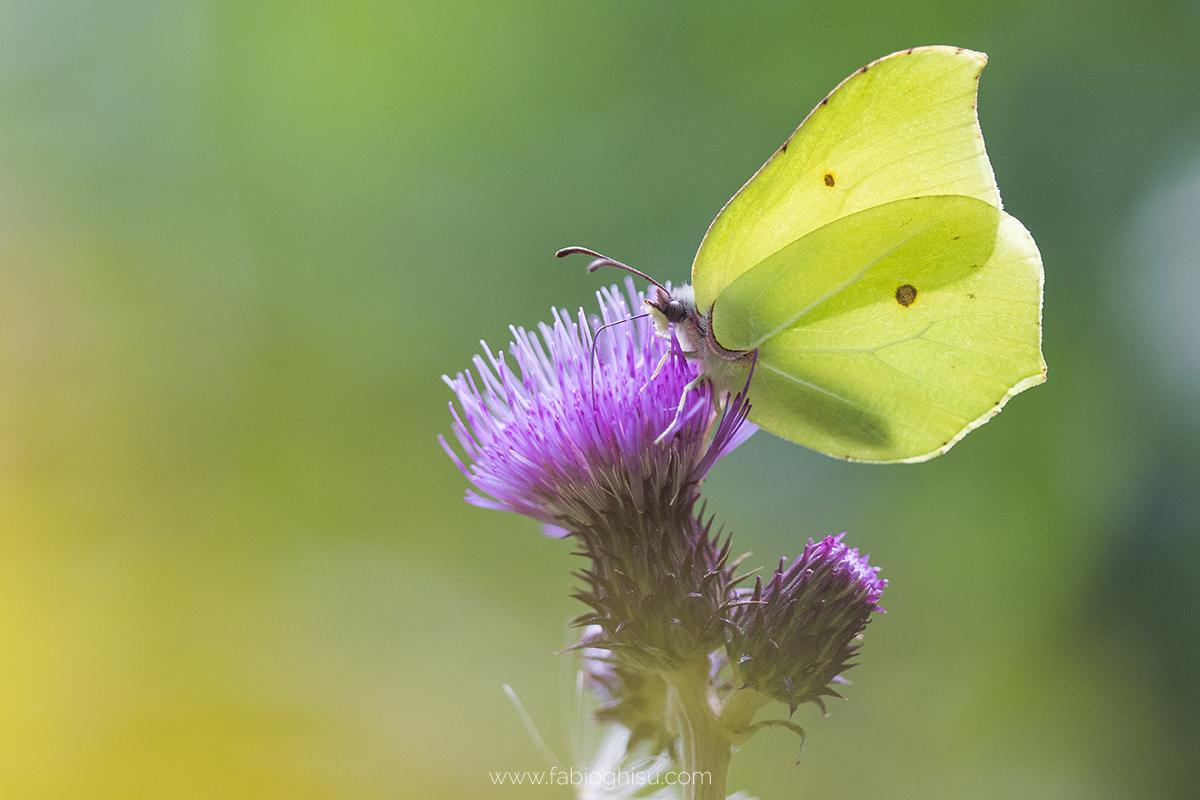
[563, 46, 1045, 463]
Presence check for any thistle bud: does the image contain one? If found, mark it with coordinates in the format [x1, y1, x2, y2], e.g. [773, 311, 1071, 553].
[728, 534, 886, 715]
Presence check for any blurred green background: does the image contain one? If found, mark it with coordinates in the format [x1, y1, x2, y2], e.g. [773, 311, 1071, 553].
[2, 1, 1198, 798]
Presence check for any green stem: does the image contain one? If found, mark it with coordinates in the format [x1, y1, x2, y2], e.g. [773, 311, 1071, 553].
[664, 658, 732, 800]
[718, 678, 772, 743]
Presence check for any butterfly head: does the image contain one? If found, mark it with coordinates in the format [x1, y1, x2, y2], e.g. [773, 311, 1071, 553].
[645, 283, 693, 322]
[646, 284, 707, 355]
[554, 246, 735, 364]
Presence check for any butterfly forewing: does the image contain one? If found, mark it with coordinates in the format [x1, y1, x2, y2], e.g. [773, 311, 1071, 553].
[692, 46, 1000, 311]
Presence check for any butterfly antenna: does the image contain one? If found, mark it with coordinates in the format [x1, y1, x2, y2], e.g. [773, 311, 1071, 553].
[556, 246, 672, 295]
[587, 313, 650, 409]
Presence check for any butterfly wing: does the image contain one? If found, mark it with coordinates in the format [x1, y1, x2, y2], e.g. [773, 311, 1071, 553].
[692, 47, 1000, 311]
[711, 195, 1045, 462]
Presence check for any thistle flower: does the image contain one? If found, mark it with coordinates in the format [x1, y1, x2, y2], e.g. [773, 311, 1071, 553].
[440, 278, 753, 533]
[441, 279, 754, 668]
[728, 534, 886, 715]
[442, 279, 889, 797]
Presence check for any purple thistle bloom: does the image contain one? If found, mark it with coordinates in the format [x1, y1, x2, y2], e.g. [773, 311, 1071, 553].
[441, 278, 756, 667]
[440, 278, 754, 533]
[441, 274, 890, 779]
[729, 534, 886, 715]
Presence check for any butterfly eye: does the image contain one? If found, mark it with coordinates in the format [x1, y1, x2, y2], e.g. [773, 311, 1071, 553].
[644, 287, 690, 324]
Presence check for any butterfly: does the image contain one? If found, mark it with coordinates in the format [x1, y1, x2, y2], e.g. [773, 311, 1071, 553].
[563, 47, 1045, 463]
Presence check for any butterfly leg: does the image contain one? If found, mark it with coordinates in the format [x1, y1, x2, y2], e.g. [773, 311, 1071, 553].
[641, 349, 675, 392]
[654, 374, 707, 444]
[701, 390, 733, 445]
[641, 343, 701, 392]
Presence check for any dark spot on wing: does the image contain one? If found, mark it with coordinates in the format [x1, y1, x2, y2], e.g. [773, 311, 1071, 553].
[895, 284, 918, 307]
[820, 98, 828, 106]
[951, 235, 960, 240]
[780, 142, 787, 153]
[905, 47, 915, 54]
[967, 293, 975, 299]
[823, 172, 835, 187]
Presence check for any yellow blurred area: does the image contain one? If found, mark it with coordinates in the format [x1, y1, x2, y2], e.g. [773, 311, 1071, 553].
[1, 1, 1198, 798]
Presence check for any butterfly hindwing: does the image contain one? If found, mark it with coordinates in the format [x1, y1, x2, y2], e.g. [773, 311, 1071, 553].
[711, 195, 1044, 462]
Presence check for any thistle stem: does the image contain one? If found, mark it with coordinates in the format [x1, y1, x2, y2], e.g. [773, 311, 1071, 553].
[718, 672, 772, 740]
[665, 658, 732, 800]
